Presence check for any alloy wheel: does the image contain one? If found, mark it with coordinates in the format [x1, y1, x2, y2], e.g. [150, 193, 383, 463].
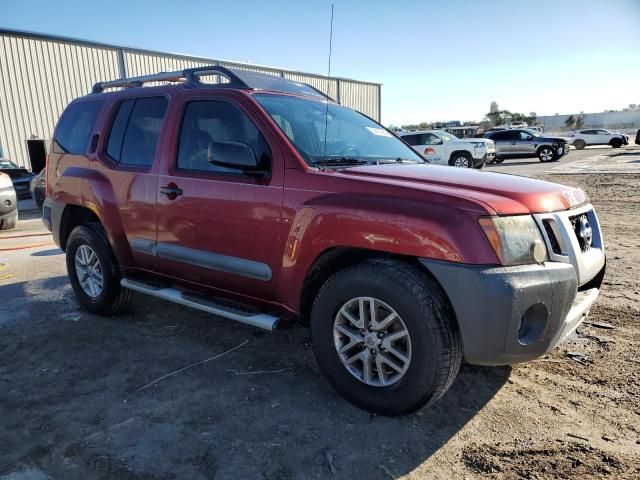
[74, 244, 104, 298]
[333, 297, 412, 387]
[539, 148, 554, 162]
[453, 156, 470, 168]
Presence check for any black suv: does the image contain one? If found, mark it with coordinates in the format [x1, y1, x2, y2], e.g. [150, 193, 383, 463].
[484, 129, 568, 163]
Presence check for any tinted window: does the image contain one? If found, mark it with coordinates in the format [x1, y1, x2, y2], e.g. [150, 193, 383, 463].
[518, 131, 533, 141]
[54, 101, 103, 154]
[177, 100, 271, 173]
[107, 97, 167, 166]
[401, 134, 419, 146]
[490, 131, 516, 141]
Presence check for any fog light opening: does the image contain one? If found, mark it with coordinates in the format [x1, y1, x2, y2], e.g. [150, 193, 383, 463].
[518, 303, 548, 345]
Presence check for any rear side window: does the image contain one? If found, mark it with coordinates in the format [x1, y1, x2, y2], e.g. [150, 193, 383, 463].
[54, 101, 103, 154]
[401, 134, 419, 146]
[106, 97, 168, 167]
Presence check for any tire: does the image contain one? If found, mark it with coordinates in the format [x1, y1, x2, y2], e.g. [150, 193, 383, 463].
[0, 214, 17, 230]
[310, 259, 462, 416]
[33, 189, 45, 209]
[449, 152, 473, 168]
[474, 162, 485, 170]
[610, 138, 622, 148]
[537, 146, 556, 162]
[66, 223, 133, 315]
[492, 157, 505, 164]
[574, 140, 586, 150]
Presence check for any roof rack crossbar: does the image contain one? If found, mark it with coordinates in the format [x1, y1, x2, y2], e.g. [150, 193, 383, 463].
[91, 66, 247, 93]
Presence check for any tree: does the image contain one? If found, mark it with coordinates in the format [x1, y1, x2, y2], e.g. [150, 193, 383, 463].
[565, 115, 576, 129]
[575, 112, 586, 129]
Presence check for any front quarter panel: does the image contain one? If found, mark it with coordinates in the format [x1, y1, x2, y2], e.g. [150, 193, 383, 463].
[277, 173, 500, 311]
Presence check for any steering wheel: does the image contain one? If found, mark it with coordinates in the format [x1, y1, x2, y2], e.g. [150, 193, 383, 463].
[340, 146, 362, 157]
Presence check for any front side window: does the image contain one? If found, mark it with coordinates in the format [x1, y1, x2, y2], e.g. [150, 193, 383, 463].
[177, 100, 271, 173]
[54, 101, 103, 154]
[518, 131, 533, 141]
[106, 97, 168, 167]
[254, 94, 423, 165]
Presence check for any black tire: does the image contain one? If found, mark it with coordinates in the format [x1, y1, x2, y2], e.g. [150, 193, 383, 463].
[310, 259, 462, 416]
[493, 157, 505, 164]
[537, 146, 556, 162]
[33, 189, 45, 209]
[610, 138, 622, 148]
[66, 223, 133, 315]
[0, 214, 17, 230]
[449, 152, 473, 168]
[574, 139, 586, 150]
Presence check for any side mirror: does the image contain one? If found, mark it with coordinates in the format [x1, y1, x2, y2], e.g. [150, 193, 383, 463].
[207, 141, 268, 178]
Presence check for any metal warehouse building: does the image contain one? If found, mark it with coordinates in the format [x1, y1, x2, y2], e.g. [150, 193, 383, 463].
[0, 28, 382, 170]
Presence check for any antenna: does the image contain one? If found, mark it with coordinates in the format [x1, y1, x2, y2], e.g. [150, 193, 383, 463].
[322, 3, 334, 160]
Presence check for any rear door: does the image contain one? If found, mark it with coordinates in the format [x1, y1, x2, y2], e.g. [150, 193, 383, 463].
[490, 130, 516, 156]
[403, 133, 445, 164]
[92, 95, 169, 271]
[154, 91, 285, 301]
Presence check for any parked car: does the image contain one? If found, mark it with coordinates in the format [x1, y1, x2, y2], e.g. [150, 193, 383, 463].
[484, 129, 569, 163]
[44, 66, 606, 416]
[0, 158, 35, 200]
[568, 129, 628, 149]
[30, 169, 46, 208]
[635, 129, 640, 146]
[0, 172, 18, 230]
[398, 130, 495, 168]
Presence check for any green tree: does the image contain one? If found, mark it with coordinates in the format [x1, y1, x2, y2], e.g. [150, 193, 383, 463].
[565, 115, 576, 129]
[575, 113, 586, 129]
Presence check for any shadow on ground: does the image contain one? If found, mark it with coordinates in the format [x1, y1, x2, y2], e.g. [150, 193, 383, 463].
[0, 278, 510, 479]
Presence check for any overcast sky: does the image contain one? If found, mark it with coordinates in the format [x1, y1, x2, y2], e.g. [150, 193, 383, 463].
[3, 0, 640, 125]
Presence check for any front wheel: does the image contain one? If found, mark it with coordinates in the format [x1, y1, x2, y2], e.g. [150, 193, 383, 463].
[310, 259, 462, 416]
[66, 224, 133, 315]
[450, 152, 473, 168]
[538, 147, 556, 162]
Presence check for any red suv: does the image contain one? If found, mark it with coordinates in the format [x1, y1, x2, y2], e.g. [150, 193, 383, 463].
[43, 67, 606, 415]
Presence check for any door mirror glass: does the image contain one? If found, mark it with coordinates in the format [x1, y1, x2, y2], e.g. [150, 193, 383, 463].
[207, 141, 259, 170]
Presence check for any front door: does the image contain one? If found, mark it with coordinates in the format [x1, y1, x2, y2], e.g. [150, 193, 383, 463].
[511, 130, 535, 155]
[155, 94, 285, 301]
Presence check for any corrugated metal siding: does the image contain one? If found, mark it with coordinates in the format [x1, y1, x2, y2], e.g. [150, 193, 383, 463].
[0, 34, 120, 168]
[0, 29, 381, 169]
[339, 80, 380, 121]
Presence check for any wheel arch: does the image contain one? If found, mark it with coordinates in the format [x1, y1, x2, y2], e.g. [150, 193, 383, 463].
[59, 204, 101, 251]
[448, 150, 472, 164]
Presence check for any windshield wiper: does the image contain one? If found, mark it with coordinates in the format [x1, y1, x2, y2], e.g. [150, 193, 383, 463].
[313, 157, 371, 167]
[376, 157, 421, 164]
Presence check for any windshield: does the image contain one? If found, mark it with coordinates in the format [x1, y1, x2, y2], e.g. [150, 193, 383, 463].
[434, 131, 458, 141]
[254, 94, 424, 165]
[0, 159, 19, 169]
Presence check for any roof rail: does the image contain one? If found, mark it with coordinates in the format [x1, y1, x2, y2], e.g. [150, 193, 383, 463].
[91, 65, 248, 94]
[91, 65, 333, 101]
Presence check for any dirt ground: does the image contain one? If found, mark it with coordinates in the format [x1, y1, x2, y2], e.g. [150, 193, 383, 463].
[0, 173, 638, 479]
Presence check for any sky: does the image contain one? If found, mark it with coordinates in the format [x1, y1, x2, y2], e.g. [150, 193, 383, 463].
[3, 0, 640, 126]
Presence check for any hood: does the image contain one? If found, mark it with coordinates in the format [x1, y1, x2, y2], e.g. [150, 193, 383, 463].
[338, 164, 585, 215]
[1, 168, 34, 181]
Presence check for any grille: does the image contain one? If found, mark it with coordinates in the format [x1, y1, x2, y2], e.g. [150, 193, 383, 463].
[569, 213, 592, 252]
[542, 219, 562, 254]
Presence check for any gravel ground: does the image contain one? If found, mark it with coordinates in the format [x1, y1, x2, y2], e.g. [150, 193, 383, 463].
[0, 174, 638, 479]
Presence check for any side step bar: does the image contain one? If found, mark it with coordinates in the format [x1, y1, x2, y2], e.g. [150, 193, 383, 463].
[121, 278, 280, 331]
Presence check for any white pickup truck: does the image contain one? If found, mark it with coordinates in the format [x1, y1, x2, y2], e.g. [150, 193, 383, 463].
[398, 130, 495, 168]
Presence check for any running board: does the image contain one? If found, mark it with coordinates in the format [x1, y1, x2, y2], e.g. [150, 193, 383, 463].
[120, 278, 280, 331]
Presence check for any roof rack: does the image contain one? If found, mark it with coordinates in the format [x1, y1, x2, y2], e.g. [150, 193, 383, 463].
[91, 65, 334, 101]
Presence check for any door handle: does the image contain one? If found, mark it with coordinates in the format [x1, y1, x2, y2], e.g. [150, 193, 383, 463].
[159, 183, 183, 199]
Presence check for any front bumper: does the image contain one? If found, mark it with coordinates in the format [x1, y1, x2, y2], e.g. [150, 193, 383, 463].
[420, 259, 604, 365]
[474, 152, 494, 167]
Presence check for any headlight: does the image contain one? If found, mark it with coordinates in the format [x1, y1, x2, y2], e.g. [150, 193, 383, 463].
[0, 174, 12, 189]
[479, 215, 547, 266]
[470, 141, 485, 148]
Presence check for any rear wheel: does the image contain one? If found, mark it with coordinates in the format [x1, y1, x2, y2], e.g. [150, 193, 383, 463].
[310, 259, 462, 416]
[450, 152, 473, 168]
[574, 139, 586, 150]
[66, 224, 133, 315]
[537, 146, 556, 162]
[610, 138, 622, 148]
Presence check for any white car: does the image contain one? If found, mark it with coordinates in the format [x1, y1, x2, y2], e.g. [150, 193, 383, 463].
[398, 130, 495, 168]
[568, 129, 629, 150]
